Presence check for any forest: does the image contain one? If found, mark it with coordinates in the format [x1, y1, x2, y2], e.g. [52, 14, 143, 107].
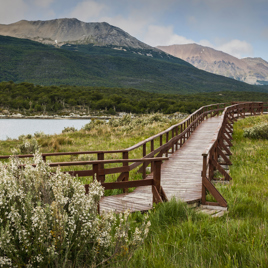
[1, 81, 268, 115]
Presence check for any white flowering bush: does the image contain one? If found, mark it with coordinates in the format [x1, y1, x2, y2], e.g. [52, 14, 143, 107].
[243, 123, 268, 139]
[0, 152, 150, 267]
[18, 137, 39, 154]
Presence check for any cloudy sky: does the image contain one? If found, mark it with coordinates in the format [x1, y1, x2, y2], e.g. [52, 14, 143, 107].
[1, 0, 268, 61]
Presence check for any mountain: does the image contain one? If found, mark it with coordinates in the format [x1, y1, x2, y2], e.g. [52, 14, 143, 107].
[0, 19, 266, 94]
[241, 57, 268, 85]
[0, 18, 152, 49]
[157, 44, 268, 85]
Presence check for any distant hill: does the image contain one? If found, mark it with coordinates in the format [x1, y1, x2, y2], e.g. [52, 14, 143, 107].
[157, 43, 268, 85]
[0, 35, 266, 94]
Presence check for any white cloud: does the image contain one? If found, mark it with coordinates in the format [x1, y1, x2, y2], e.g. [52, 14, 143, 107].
[0, 0, 28, 24]
[217, 39, 253, 58]
[70, 1, 106, 22]
[143, 25, 194, 46]
[33, 0, 54, 8]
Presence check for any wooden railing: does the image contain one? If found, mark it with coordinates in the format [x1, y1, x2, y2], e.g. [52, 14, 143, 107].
[26, 158, 168, 205]
[0, 103, 227, 204]
[1, 102, 264, 207]
[201, 102, 263, 207]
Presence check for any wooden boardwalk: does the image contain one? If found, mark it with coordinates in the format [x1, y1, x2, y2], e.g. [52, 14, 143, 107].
[100, 116, 222, 214]
[1, 102, 262, 214]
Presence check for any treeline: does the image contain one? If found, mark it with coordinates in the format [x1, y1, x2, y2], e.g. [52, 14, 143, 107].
[1, 81, 268, 114]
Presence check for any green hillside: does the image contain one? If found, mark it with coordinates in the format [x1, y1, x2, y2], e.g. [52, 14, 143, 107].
[0, 35, 266, 94]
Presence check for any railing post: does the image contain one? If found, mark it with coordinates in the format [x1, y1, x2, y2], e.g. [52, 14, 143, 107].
[142, 143, 146, 179]
[166, 132, 169, 157]
[202, 154, 207, 205]
[183, 122, 186, 142]
[153, 160, 161, 193]
[151, 140, 155, 172]
[172, 128, 175, 153]
[42, 155, 46, 162]
[93, 163, 99, 182]
[123, 151, 129, 193]
[175, 126, 178, 151]
[97, 152, 105, 183]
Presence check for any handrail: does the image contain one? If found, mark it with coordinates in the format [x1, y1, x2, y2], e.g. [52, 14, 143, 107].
[201, 102, 263, 207]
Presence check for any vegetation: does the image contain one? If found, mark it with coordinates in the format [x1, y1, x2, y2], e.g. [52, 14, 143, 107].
[0, 35, 266, 94]
[1, 107, 268, 266]
[243, 122, 268, 139]
[0, 152, 150, 267]
[1, 81, 268, 116]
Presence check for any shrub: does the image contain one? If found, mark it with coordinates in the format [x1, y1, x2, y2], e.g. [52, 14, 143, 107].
[18, 137, 39, 154]
[40, 136, 73, 151]
[0, 152, 150, 267]
[83, 119, 106, 131]
[62, 126, 77, 133]
[243, 123, 268, 139]
[34, 131, 46, 138]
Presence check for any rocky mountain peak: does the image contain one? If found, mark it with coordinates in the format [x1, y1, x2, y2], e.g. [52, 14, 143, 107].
[0, 18, 152, 49]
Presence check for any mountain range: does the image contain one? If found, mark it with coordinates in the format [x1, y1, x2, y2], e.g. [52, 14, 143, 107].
[157, 44, 268, 85]
[0, 18, 267, 94]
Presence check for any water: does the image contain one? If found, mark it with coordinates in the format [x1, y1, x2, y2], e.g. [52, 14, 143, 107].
[0, 119, 91, 140]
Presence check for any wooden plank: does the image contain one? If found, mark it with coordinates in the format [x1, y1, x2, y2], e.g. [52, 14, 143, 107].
[101, 179, 153, 190]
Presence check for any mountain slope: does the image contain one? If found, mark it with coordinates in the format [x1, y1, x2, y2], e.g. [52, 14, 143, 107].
[0, 18, 152, 49]
[0, 35, 266, 94]
[157, 44, 268, 85]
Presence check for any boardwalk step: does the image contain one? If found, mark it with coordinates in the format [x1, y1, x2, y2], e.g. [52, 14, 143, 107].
[196, 205, 228, 218]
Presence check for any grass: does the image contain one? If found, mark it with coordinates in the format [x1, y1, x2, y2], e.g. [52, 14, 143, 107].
[1, 112, 268, 267]
[114, 114, 268, 267]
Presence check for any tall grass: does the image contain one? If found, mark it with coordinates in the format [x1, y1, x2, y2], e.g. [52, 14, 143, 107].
[115, 114, 268, 267]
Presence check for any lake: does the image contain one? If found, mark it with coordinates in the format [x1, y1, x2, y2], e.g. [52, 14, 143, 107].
[0, 119, 91, 140]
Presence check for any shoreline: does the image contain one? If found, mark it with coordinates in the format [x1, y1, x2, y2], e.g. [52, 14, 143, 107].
[0, 115, 114, 120]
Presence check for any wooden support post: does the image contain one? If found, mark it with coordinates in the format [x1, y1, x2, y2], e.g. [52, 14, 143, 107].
[97, 152, 105, 183]
[42, 155, 46, 162]
[123, 151, 129, 193]
[183, 122, 186, 143]
[180, 125, 183, 147]
[202, 154, 207, 205]
[152, 160, 162, 204]
[175, 126, 178, 150]
[93, 163, 99, 181]
[166, 132, 169, 157]
[172, 128, 175, 153]
[151, 140, 155, 172]
[142, 143, 146, 179]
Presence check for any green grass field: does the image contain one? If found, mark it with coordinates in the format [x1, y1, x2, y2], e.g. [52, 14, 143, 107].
[113, 114, 268, 267]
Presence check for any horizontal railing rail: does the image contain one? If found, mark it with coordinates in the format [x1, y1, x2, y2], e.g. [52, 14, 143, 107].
[28, 157, 168, 205]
